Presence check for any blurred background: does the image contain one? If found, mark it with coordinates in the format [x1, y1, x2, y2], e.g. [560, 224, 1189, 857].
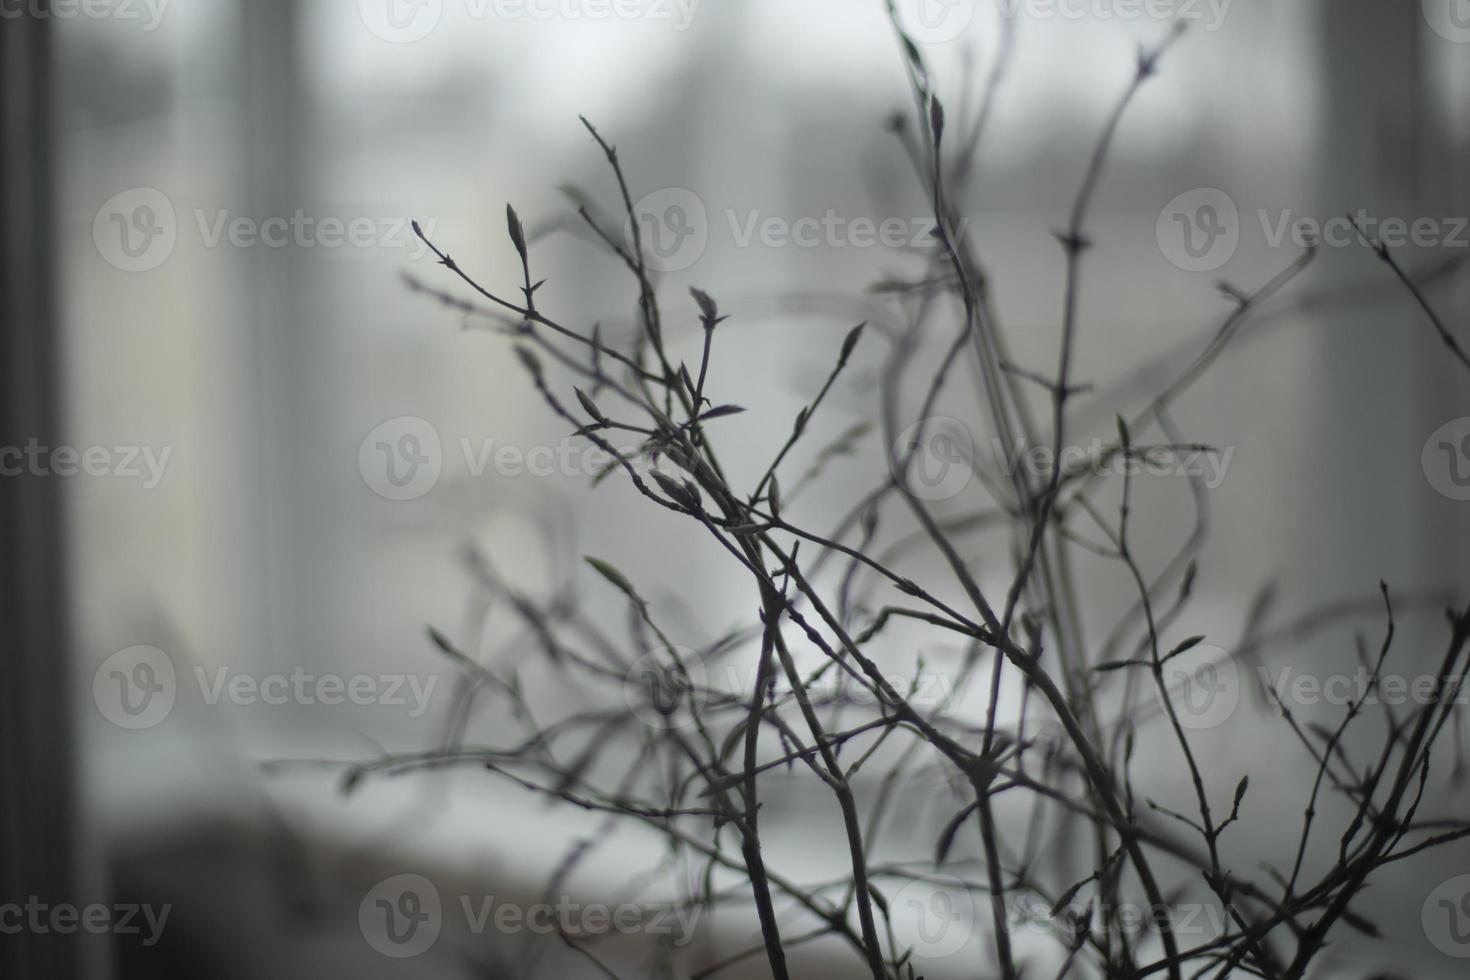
[3, 0, 1469, 976]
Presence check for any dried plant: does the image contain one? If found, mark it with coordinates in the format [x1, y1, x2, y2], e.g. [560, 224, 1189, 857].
[331, 8, 1470, 979]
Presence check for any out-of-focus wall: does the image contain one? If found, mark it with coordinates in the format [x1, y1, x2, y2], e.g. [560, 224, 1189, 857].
[57, 1, 1469, 976]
